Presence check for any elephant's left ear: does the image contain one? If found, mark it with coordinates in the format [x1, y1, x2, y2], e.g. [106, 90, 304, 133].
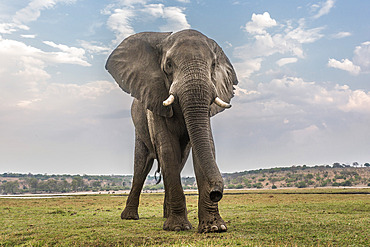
[208, 39, 238, 117]
[106, 32, 173, 117]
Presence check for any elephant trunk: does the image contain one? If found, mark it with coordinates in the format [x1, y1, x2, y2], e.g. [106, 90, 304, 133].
[177, 78, 224, 202]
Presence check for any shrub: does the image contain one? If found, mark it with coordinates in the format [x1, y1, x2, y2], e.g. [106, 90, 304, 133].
[252, 183, 263, 189]
[272, 185, 277, 189]
[296, 181, 307, 188]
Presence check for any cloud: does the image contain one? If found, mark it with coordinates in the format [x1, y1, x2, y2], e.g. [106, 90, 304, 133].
[79, 40, 111, 55]
[353, 41, 370, 73]
[43, 41, 91, 66]
[104, 2, 190, 44]
[234, 13, 324, 80]
[217, 75, 370, 170]
[328, 58, 361, 75]
[276, 57, 298, 67]
[332, 31, 351, 39]
[285, 19, 324, 44]
[0, 38, 91, 108]
[327, 41, 370, 75]
[249, 76, 370, 115]
[312, 0, 335, 19]
[159, 6, 190, 32]
[21, 34, 36, 39]
[244, 12, 277, 34]
[142, 4, 190, 32]
[13, 0, 76, 24]
[106, 8, 135, 44]
[0, 0, 76, 35]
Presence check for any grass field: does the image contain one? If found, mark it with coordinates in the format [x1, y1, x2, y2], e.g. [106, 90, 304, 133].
[1, 188, 369, 246]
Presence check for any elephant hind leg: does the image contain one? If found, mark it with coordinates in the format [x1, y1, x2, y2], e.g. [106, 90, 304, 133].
[121, 134, 154, 220]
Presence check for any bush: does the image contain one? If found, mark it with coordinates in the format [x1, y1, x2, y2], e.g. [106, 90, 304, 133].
[296, 181, 307, 188]
[252, 183, 263, 189]
[272, 185, 277, 189]
[235, 184, 244, 189]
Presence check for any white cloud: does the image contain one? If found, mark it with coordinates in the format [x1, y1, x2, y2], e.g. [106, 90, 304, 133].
[353, 41, 370, 73]
[13, 0, 76, 24]
[4, 0, 76, 34]
[159, 6, 190, 32]
[285, 19, 324, 44]
[244, 12, 277, 34]
[21, 34, 36, 39]
[79, 40, 111, 55]
[0, 23, 17, 34]
[328, 58, 361, 75]
[332, 31, 351, 39]
[140, 4, 190, 32]
[250, 77, 370, 115]
[327, 41, 370, 75]
[0, 0, 76, 35]
[43, 41, 91, 66]
[106, 8, 135, 44]
[235, 13, 324, 79]
[340, 89, 370, 113]
[312, 0, 335, 19]
[105, 2, 190, 44]
[276, 57, 298, 67]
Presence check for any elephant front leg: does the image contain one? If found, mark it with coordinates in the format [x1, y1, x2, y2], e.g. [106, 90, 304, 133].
[158, 144, 192, 231]
[121, 135, 154, 220]
[193, 155, 227, 233]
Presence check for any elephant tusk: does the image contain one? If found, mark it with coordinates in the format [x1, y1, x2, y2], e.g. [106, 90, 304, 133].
[163, 94, 175, 106]
[214, 97, 231, 108]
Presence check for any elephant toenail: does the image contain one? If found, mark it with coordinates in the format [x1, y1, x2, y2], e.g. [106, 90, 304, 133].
[220, 225, 227, 231]
[185, 226, 190, 230]
[211, 225, 218, 231]
[174, 226, 181, 232]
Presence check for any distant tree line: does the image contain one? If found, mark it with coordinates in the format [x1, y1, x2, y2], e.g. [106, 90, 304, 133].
[0, 174, 133, 195]
[1, 163, 369, 194]
[223, 163, 370, 190]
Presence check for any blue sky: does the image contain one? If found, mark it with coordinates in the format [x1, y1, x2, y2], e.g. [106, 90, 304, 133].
[0, 0, 369, 175]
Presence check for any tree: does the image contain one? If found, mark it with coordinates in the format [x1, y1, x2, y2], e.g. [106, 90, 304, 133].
[27, 177, 39, 193]
[92, 181, 101, 188]
[72, 176, 85, 191]
[333, 163, 342, 168]
[364, 163, 370, 167]
[1, 181, 19, 194]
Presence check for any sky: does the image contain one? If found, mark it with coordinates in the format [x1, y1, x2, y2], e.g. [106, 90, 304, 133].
[0, 0, 369, 176]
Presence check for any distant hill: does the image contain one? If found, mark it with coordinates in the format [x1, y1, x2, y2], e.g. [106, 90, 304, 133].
[1, 164, 369, 194]
[222, 165, 370, 189]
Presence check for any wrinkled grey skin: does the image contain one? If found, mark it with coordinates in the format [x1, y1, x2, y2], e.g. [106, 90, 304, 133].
[106, 29, 238, 233]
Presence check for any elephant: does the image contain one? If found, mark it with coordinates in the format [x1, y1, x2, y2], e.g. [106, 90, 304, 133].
[105, 29, 238, 233]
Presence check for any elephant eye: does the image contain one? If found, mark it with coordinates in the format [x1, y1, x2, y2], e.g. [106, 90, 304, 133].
[165, 59, 173, 74]
[211, 61, 216, 70]
[167, 60, 172, 68]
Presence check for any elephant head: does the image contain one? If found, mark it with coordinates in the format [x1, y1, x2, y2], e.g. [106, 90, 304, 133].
[106, 29, 237, 202]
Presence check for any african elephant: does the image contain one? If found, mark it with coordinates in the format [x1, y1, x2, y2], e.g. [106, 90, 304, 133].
[105, 29, 238, 233]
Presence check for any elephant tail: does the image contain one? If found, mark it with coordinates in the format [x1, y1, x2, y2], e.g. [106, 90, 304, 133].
[154, 163, 162, 185]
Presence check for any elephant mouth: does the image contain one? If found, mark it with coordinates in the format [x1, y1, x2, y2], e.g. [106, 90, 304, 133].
[163, 92, 231, 109]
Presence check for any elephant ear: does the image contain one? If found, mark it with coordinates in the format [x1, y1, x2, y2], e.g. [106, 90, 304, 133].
[208, 39, 238, 117]
[106, 32, 173, 117]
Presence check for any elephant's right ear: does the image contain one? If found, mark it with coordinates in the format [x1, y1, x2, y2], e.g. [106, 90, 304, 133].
[106, 32, 173, 117]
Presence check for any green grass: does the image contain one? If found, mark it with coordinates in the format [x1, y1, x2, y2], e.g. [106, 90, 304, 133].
[1, 188, 369, 246]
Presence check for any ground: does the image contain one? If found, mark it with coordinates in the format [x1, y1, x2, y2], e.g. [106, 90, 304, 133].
[0, 188, 369, 246]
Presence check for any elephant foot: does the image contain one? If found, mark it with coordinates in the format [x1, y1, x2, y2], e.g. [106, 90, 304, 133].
[198, 212, 227, 233]
[163, 214, 193, 231]
[121, 207, 139, 220]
